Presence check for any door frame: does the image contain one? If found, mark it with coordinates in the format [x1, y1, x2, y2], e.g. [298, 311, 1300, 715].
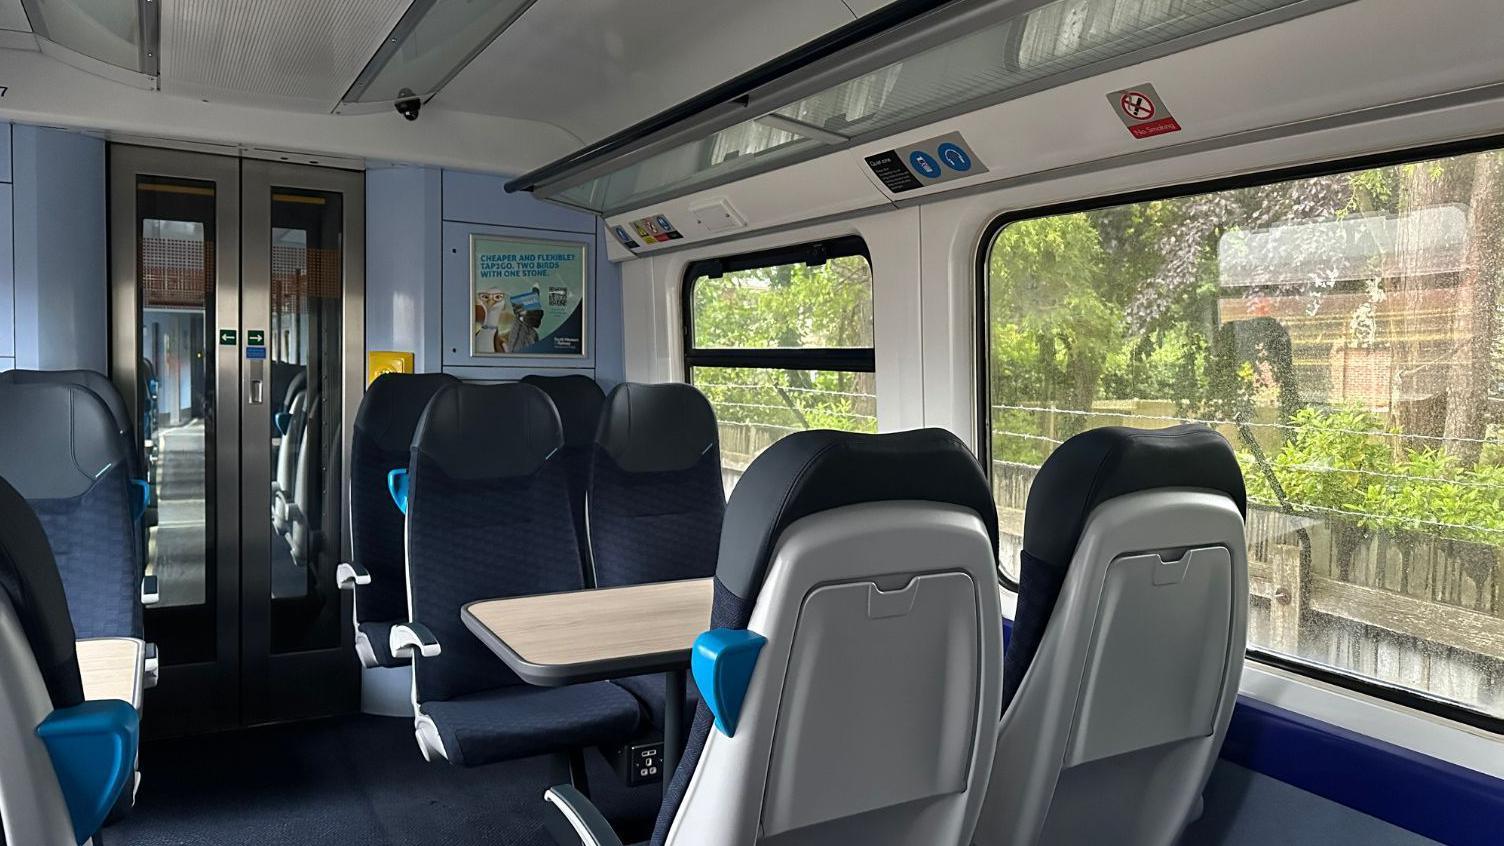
[108, 145, 243, 732]
[239, 159, 364, 724]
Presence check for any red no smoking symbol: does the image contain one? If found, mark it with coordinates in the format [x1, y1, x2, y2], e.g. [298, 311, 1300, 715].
[1120, 91, 1155, 121]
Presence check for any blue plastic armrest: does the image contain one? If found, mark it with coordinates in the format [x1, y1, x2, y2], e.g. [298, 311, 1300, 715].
[274, 410, 292, 436]
[129, 479, 151, 522]
[691, 628, 767, 738]
[35, 700, 140, 845]
[387, 468, 409, 514]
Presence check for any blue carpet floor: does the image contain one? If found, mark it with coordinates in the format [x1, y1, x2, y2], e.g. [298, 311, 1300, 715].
[108, 715, 661, 845]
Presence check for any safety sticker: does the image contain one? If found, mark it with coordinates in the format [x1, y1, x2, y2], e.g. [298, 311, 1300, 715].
[611, 224, 640, 250]
[864, 131, 989, 194]
[1107, 83, 1181, 139]
[246, 346, 267, 360]
[630, 214, 683, 244]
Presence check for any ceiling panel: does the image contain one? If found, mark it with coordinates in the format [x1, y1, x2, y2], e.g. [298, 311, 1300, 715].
[161, 0, 409, 108]
[0, 0, 32, 32]
[437, 0, 860, 143]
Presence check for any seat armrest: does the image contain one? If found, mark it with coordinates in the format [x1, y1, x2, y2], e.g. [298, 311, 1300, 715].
[390, 622, 441, 659]
[336, 562, 371, 589]
[141, 574, 160, 606]
[543, 785, 624, 846]
[143, 643, 159, 689]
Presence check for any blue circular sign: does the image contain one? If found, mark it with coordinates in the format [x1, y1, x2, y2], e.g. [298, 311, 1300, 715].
[937, 142, 972, 172]
[908, 150, 941, 179]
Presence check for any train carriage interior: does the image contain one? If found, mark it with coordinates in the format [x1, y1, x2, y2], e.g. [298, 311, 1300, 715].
[0, 0, 1502, 844]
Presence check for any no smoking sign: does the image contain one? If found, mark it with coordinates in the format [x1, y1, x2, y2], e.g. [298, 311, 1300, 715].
[1107, 83, 1181, 139]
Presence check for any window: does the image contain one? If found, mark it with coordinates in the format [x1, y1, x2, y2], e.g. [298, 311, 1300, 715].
[980, 145, 1504, 725]
[685, 237, 877, 491]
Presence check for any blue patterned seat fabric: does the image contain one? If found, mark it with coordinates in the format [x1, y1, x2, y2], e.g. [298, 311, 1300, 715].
[0, 382, 143, 640]
[520, 374, 606, 584]
[349, 372, 457, 666]
[406, 382, 642, 767]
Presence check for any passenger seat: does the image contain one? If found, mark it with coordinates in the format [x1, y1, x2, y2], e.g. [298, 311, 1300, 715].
[588, 382, 725, 732]
[521, 374, 605, 583]
[393, 382, 642, 767]
[341, 372, 456, 668]
[0, 476, 139, 846]
[975, 425, 1248, 846]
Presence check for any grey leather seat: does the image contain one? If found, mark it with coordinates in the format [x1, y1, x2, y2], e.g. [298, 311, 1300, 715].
[974, 424, 1249, 846]
[546, 428, 1004, 846]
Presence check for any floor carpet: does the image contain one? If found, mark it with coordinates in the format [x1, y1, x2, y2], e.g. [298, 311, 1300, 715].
[108, 714, 661, 845]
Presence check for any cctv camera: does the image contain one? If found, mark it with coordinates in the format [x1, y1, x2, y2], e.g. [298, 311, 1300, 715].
[395, 89, 421, 121]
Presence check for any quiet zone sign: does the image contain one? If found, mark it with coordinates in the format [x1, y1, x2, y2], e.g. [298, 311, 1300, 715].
[1107, 83, 1181, 139]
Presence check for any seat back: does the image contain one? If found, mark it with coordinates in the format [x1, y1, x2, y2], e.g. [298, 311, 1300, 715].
[588, 382, 724, 588]
[0, 369, 143, 480]
[655, 429, 1002, 846]
[520, 374, 604, 582]
[405, 382, 582, 702]
[0, 382, 142, 639]
[974, 425, 1248, 846]
[349, 373, 456, 626]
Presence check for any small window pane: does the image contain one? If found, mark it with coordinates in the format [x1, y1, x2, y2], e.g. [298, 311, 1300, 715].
[691, 254, 874, 349]
[985, 148, 1504, 720]
[691, 367, 877, 490]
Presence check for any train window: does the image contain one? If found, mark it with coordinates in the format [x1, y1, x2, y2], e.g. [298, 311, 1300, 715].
[980, 146, 1504, 724]
[684, 236, 877, 490]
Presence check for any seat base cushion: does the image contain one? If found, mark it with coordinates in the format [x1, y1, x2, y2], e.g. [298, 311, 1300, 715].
[356, 620, 405, 668]
[423, 682, 643, 768]
[611, 674, 699, 733]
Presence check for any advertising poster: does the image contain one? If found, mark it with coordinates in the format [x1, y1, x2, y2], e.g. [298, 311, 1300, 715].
[471, 235, 587, 356]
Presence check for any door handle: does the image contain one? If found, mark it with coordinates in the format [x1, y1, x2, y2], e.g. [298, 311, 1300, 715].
[250, 379, 263, 405]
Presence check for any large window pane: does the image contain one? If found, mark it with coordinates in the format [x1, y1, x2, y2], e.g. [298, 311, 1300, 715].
[984, 148, 1504, 720]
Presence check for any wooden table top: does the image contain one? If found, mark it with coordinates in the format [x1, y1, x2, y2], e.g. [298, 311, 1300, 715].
[76, 637, 142, 707]
[462, 578, 714, 686]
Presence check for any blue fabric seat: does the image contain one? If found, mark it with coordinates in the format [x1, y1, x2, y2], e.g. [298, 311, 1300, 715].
[347, 372, 457, 668]
[423, 685, 645, 768]
[588, 382, 725, 588]
[403, 382, 642, 767]
[521, 374, 605, 584]
[0, 382, 143, 640]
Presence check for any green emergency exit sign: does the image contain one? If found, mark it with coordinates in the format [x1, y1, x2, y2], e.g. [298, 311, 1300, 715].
[219, 328, 237, 345]
[247, 330, 265, 346]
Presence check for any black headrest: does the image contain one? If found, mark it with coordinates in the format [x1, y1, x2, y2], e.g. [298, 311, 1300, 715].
[355, 372, 459, 453]
[716, 428, 998, 601]
[0, 382, 126, 498]
[521, 374, 605, 448]
[0, 475, 83, 709]
[596, 382, 718, 473]
[1023, 424, 1247, 567]
[0, 369, 132, 441]
[412, 382, 563, 481]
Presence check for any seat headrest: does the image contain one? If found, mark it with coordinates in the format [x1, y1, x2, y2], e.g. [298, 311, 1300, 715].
[0, 383, 126, 498]
[412, 382, 562, 481]
[596, 382, 718, 473]
[355, 372, 459, 452]
[716, 428, 998, 600]
[0, 474, 83, 709]
[0, 369, 132, 440]
[1023, 424, 1247, 567]
[521, 374, 605, 448]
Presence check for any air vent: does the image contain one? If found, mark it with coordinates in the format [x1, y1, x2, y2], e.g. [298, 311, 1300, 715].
[690, 198, 747, 234]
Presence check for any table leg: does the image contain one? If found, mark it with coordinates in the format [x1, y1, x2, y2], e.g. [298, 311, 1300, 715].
[664, 668, 686, 781]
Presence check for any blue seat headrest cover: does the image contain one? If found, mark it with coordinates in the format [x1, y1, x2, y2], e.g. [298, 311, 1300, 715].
[412, 382, 563, 480]
[596, 382, 718, 473]
[715, 428, 998, 601]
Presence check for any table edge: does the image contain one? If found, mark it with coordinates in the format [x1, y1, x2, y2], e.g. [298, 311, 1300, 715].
[460, 601, 695, 687]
